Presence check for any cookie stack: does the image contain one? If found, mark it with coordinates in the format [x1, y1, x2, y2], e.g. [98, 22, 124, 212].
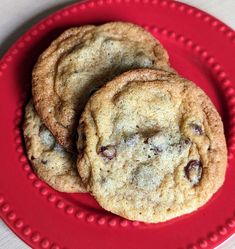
[24, 22, 227, 222]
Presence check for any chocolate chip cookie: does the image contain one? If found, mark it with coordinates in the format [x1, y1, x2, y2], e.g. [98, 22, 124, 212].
[23, 101, 86, 193]
[32, 22, 170, 151]
[77, 69, 227, 222]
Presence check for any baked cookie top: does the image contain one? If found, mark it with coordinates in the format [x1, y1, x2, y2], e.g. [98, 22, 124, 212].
[23, 101, 86, 193]
[77, 69, 227, 222]
[32, 22, 170, 151]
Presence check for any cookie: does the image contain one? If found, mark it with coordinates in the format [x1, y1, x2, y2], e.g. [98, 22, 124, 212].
[32, 22, 170, 151]
[23, 101, 86, 193]
[77, 69, 227, 222]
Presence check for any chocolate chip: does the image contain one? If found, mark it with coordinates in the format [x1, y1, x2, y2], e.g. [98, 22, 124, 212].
[184, 138, 191, 145]
[99, 145, 116, 160]
[191, 123, 203, 135]
[149, 145, 163, 153]
[184, 160, 202, 185]
[153, 146, 163, 153]
[144, 138, 149, 144]
[41, 159, 47, 164]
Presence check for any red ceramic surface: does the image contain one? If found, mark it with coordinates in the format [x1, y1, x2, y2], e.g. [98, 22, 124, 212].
[0, 0, 235, 248]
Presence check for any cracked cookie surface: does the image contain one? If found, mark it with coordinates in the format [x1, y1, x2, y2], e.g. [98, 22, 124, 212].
[23, 101, 86, 193]
[32, 22, 170, 151]
[77, 69, 227, 222]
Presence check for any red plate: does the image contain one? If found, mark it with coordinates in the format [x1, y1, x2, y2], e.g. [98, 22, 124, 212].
[0, 0, 235, 248]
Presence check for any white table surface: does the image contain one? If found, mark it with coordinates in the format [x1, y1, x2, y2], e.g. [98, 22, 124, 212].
[0, 0, 234, 248]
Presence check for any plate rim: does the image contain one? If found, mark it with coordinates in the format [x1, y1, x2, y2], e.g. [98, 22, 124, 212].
[0, 0, 235, 248]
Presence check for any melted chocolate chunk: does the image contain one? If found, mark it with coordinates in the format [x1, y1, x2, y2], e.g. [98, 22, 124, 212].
[100, 145, 116, 160]
[184, 160, 202, 185]
[191, 123, 203, 135]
